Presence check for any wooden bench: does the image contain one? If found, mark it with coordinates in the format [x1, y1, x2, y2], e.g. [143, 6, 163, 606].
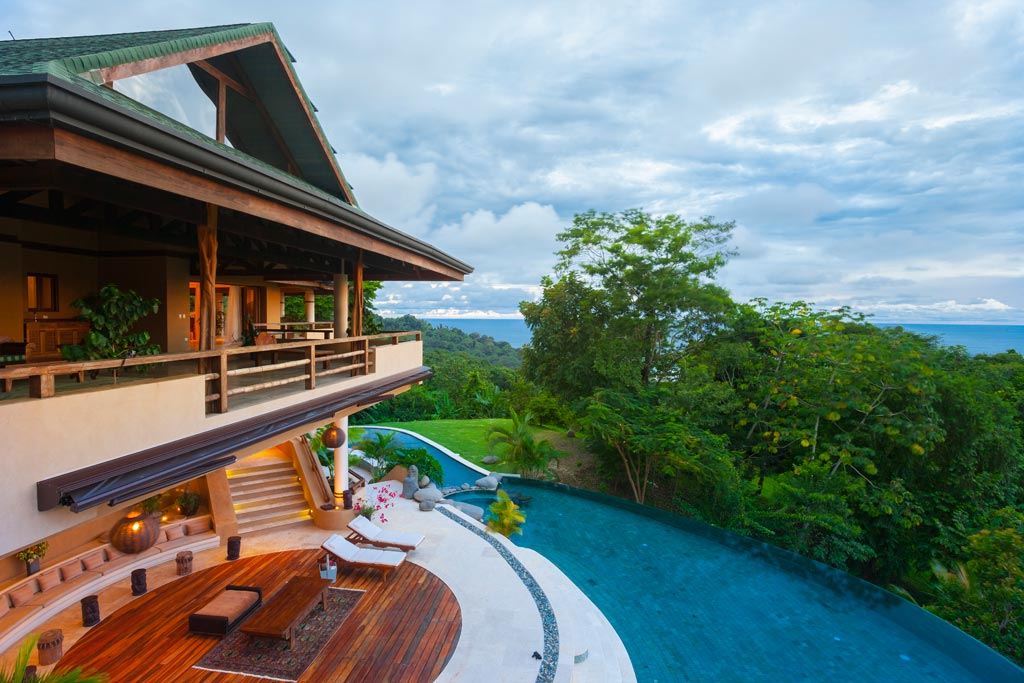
[0, 515, 219, 653]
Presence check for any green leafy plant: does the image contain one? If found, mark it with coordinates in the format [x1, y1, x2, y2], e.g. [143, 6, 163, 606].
[385, 447, 444, 486]
[487, 408, 561, 479]
[0, 634, 107, 682]
[61, 284, 161, 362]
[139, 495, 162, 515]
[175, 487, 201, 517]
[14, 542, 48, 563]
[354, 431, 404, 481]
[487, 490, 526, 537]
[241, 318, 258, 346]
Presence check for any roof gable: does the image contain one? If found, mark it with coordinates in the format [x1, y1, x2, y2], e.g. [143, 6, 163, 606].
[0, 23, 355, 203]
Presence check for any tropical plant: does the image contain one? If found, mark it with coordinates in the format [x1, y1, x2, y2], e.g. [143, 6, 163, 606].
[0, 634, 107, 683]
[175, 486, 201, 517]
[925, 508, 1024, 664]
[486, 409, 561, 478]
[307, 424, 336, 473]
[139, 495, 162, 515]
[386, 447, 444, 486]
[487, 490, 526, 537]
[61, 284, 161, 362]
[354, 431, 404, 481]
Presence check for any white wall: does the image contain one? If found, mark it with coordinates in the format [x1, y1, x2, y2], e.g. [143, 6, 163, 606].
[0, 340, 423, 554]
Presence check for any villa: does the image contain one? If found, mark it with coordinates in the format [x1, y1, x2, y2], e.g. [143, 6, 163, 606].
[0, 22, 619, 682]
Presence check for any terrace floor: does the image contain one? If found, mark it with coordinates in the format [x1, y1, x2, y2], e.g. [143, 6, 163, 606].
[57, 549, 459, 682]
[2, 495, 630, 682]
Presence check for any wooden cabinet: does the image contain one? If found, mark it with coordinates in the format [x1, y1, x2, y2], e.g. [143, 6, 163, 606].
[24, 320, 90, 361]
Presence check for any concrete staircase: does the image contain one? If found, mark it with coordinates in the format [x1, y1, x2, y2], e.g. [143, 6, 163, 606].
[226, 458, 313, 534]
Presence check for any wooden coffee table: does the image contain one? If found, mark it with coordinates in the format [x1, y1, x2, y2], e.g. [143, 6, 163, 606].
[240, 576, 331, 649]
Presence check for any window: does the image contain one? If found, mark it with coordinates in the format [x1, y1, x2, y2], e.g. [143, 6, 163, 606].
[27, 273, 58, 312]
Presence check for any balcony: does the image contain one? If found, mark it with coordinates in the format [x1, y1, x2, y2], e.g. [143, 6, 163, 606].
[1, 331, 427, 546]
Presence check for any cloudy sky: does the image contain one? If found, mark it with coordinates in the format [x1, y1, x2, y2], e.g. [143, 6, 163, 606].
[7, 1, 1024, 323]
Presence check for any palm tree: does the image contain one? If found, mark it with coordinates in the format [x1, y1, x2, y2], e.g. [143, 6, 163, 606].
[486, 409, 559, 478]
[0, 635, 107, 682]
[354, 431, 403, 481]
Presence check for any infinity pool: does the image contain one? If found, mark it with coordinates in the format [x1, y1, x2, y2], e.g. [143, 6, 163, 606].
[365, 428, 1023, 682]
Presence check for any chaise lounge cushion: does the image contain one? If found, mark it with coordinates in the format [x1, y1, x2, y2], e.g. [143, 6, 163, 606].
[347, 516, 424, 551]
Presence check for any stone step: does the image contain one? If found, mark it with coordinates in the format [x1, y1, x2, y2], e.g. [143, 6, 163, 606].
[226, 462, 296, 481]
[234, 492, 308, 513]
[227, 472, 299, 492]
[229, 478, 302, 498]
[235, 498, 308, 521]
[237, 510, 314, 535]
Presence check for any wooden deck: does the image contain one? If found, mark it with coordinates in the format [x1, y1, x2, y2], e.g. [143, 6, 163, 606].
[57, 550, 461, 682]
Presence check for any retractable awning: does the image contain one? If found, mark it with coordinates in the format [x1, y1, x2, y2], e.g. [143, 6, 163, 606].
[37, 367, 431, 512]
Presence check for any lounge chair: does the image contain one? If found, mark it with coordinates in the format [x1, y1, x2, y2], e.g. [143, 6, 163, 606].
[346, 516, 424, 552]
[321, 534, 405, 583]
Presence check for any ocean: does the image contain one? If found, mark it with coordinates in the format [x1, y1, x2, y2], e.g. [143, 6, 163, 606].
[422, 318, 1024, 356]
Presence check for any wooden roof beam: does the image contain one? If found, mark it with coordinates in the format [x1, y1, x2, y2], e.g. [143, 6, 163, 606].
[83, 32, 275, 84]
[193, 60, 253, 99]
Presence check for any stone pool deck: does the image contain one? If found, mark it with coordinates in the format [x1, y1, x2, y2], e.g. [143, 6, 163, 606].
[0, 492, 635, 683]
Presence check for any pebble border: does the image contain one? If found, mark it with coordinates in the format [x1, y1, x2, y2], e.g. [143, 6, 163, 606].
[438, 506, 558, 682]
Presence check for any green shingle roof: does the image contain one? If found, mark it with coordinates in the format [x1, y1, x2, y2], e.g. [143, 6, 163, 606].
[0, 24, 258, 76]
[0, 23, 353, 204]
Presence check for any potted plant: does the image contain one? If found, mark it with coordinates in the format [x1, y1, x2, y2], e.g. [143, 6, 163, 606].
[15, 541, 48, 576]
[176, 486, 201, 517]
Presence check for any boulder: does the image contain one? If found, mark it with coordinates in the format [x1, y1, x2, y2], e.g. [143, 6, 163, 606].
[475, 475, 499, 491]
[419, 475, 430, 488]
[452, 502, 484, 521]
[460, 483, 471, 490]
[419, 500, 436, 512]
[481, 455, 500, 465]
[413, 485, 444, 503]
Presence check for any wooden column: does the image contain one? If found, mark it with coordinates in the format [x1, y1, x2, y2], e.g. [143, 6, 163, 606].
[304, 290, 316, 323]
[334, 272, 348, 338]
[332, 416, 349, 500]
[198, 204, 218, 352]
[353, 251, 364, 337]
[216, 80, 226, 143]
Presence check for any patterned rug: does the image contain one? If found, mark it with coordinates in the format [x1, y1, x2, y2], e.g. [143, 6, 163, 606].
[194, 587, 363, 682]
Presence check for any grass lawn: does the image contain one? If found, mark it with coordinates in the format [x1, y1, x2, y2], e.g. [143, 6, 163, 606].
[355, 419, 501, 467]
[353, 419, 598, 490]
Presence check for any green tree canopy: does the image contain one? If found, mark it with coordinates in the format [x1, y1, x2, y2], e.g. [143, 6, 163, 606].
[522, 209, 736, 400]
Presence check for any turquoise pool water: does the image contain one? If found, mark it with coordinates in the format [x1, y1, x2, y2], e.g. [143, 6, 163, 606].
[363, 428, 1023, 682]
[511, 480, 1021, 682]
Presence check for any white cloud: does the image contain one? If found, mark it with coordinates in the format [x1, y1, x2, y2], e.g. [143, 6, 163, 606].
[8, 1, 1022, 322]
[341, 153, 438, 235]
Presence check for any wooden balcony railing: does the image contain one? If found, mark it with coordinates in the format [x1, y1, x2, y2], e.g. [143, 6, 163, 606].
[0, 331, 422, 413]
